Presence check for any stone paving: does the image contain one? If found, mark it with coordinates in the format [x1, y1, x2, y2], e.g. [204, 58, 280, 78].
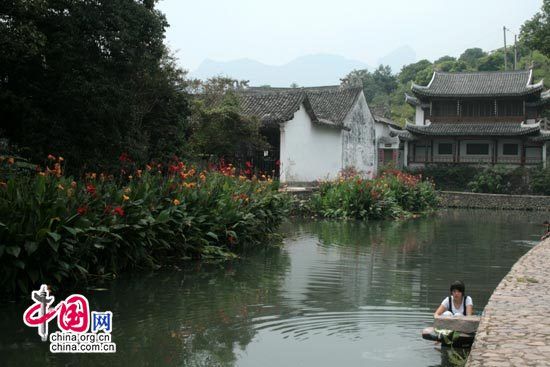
[466, 237, 550, 367]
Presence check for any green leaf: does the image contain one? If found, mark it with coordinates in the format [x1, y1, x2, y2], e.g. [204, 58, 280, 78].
[206, 232, 218, 241]
[48, 232, 61, 242]
[156, 209, 170, 223]
[62, 226, 78, 236]
[48, 240, 59, 252]
[24, 241, 39, 255]
[6, 246, 21, 258]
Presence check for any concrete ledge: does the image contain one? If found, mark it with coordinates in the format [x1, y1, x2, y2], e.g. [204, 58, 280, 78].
[434, 315, 480, 334]
[466, 238, 550, 366]
[439, 191, 550, 211]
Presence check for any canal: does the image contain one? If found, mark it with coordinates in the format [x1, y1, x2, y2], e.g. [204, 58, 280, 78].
[0, 209, 544, 366]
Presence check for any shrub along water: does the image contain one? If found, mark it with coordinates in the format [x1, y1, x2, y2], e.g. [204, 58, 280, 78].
[0, 156, 289, 294]
[306, 170, 438, 220]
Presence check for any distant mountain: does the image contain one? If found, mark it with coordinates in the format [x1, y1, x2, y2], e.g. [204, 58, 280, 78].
[376, 45, 417, 74]
[190, 54, 371, 87]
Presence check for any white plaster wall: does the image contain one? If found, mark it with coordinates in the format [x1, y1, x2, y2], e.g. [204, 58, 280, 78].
[415, 106, 425, 125]
[342, 93, 377, 177]
[279, 104, 342, 182]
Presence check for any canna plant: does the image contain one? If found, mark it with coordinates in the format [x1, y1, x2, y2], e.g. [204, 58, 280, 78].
[0, 155, 290, 294]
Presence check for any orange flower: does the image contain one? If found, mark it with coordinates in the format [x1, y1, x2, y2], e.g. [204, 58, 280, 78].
[172, 198, 181, 206]
[122, 194, 129, 201]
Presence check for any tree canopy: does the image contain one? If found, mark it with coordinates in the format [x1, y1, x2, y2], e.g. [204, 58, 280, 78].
[0, 0, 190, 172]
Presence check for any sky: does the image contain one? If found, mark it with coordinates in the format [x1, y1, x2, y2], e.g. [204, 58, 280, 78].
[157, 0, 544, 72]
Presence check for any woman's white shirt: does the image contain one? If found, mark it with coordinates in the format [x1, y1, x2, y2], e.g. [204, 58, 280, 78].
[441, 296, 473, 315]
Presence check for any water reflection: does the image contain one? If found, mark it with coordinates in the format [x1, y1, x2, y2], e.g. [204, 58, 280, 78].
[0, 209, 543, 367]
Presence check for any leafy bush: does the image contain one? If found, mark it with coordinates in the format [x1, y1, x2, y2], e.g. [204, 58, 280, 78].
[412, 165, 480, 191]
[467, 165, 509, 194]
[531, 167, 550, 195]
[0, 156, 290, 294]
[307, 170, 438, 220]
[467, 165, 531, 194]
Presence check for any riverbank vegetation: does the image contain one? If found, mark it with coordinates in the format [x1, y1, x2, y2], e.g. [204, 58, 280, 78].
[412, 165, 550, 195]
[304, 170, 438, 220]
[0, 156, 289, 294]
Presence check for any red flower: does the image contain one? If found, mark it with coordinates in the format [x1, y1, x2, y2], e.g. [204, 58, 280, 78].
[86, 184, 96, 196]
[245, 161, 253, 168]
[119, 152, 131, 162]
[113, 206, 125, 217]
[77, 206, 88, 216]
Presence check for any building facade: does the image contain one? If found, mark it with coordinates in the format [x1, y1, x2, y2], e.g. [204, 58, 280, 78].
[374, 115, 402, 168]
[394, 70, 550, 168]
[238, 86, 377, 183]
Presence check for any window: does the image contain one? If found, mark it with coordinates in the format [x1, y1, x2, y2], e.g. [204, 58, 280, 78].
[502, 143, 519, 156]
[466, 143, 489, 155]
[438, 143, 453, 155]
[461, 101, 494, 117]
[432, 101, 457, 117]
[415, 145, 427, 161]
[497, 100, 523, 116]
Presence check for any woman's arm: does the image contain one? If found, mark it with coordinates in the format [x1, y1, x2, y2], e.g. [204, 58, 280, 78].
[466, 304, 473, 316]
[434, 304, 447, 317]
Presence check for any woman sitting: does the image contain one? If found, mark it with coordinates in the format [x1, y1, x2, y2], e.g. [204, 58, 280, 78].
[434, 280, 473, 317]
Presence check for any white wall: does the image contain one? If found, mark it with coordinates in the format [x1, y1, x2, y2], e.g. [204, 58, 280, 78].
[342, 93, 377, 177]
[415, 106, 425, 125]
[279, 104, 343, 182]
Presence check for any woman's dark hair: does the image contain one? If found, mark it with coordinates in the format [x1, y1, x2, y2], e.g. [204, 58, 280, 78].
[450, 280, 465, 294]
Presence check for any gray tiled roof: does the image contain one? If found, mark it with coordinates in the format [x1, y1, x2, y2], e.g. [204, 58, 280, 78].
[237, 92, 309, 125]
[411, 70, 543, 98]
[389, 127, 416, 141]
[529, 131, 550, 142]
[238, 86, 363, 127]
[374, 115, 402, 129]
[405, 122, 541, 136]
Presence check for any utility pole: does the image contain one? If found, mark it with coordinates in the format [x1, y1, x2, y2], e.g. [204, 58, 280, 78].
[514, 34, 518, 70]
[503, 26, 507, 71]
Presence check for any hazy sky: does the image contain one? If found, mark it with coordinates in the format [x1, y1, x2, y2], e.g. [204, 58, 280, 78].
[157, 0, 543, 72]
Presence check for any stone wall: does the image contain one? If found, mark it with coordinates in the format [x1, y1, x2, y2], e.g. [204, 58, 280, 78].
[466, 238, 550, 366]
[439, 191, 550, 211]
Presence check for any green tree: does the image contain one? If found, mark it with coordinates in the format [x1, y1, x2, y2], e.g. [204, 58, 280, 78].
[520, 0, 550, 57]
[398, 59, 433, 85]
[187, 77, 268, 159]
[0, 0, 190, 172]
[459, 48, 487, 67]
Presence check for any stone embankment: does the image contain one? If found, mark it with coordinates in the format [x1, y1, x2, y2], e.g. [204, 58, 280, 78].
[466, 237, 550, 367]
[439, 191, 550, 211]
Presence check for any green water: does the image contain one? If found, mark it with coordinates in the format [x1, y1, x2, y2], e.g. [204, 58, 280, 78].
[0, 209, 544, 366]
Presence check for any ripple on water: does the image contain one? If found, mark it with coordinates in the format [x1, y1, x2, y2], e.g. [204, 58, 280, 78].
[250, 307, 432, 341]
